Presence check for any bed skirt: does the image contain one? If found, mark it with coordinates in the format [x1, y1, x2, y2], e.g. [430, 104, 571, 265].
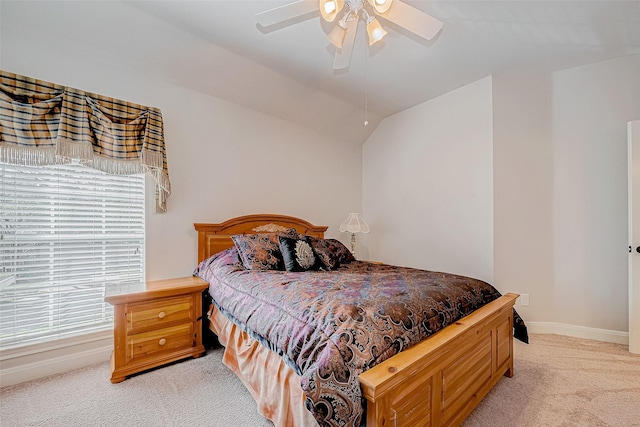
[208, 305, 319, 427]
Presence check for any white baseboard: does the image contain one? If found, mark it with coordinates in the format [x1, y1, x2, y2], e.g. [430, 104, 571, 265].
[0, 332, 113, 388]
[526, 321, 629, 346]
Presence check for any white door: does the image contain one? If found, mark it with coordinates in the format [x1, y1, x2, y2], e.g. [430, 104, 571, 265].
[629, 121, 640, 354]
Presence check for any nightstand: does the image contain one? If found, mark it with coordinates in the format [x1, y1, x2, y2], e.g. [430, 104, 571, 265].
[104, 276, 209, 383]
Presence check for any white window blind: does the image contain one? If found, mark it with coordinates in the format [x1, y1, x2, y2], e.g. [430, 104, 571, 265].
[0, 163, 145, 348]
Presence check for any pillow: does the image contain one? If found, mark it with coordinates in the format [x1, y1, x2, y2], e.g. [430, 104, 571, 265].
[231, 229, 299, 270]
[307, 237, 355, 269]
[324, 238, 356, 265]
[307, 236, 340, 270]
[278, 235, 319, 272]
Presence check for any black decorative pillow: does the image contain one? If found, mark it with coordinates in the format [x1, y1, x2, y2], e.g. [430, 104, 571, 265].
[278, 235, 319, 272]
[307, 236, 340, 270]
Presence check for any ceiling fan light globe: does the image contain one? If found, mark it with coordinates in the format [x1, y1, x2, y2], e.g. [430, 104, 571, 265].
[327, 24, 347, 49]
[367, 0, 393, 14]
[367, 18, 387, 45]
[320, 0, 344, 22]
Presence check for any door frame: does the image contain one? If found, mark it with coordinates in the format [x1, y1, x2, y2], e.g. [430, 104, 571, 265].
[628, 120, 639, 354]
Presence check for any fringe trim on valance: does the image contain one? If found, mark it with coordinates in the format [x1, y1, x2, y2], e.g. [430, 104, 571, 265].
[141, 149, 171, 213]
[141, 149, 164, 172]
[1, 140, 171, 212]
[0, 142, 68, 166]
[80, 156, 145, 176]
[56, 138, 94, 163]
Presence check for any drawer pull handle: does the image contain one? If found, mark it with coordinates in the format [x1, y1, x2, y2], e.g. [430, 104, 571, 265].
[158, 311, 166, 319]
[158, 338, 167, 346]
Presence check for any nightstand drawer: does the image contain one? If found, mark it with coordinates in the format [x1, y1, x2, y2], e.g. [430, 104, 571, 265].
[126, 296, 193, 333]
[127, 323, 195, 363]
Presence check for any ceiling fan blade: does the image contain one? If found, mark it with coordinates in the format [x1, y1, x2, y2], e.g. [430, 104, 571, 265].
[378, 0, 443, 40]
[256, 0, 320, 27]
[333, 18, 358, 70]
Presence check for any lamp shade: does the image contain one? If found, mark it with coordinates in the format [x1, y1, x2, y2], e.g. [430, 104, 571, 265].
[339, 213, 370, 234]
[367, 0, 393, 14]
[320, 0, 344, 22]
[366, 17, 387, 45]
[327, 21, 347, 48]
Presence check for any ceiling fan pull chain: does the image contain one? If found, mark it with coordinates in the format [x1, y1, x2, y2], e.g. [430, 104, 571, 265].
[364, 42, 369, 127]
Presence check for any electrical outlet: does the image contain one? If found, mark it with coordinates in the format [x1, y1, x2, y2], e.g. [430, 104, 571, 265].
[520, 294, 530, 306]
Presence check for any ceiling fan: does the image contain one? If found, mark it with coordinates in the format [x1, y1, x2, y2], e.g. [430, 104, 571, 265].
[256, 0, 443, 70]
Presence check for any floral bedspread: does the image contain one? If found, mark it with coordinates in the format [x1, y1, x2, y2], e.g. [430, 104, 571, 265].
[194, 248, 524, 427]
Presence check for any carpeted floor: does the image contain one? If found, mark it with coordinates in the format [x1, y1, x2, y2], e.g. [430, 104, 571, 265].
[0, 347, 272, 427]
[463, 334, 640, 427]
[1, 334, 639, 426]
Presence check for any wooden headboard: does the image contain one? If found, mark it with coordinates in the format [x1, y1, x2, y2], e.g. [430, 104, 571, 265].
[194, 214, 328, 263]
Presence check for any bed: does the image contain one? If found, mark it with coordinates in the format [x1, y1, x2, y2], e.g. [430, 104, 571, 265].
[193, 214, 526, 427]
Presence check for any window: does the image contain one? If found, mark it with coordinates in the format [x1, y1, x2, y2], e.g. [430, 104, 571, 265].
[0, 163, 145, 348]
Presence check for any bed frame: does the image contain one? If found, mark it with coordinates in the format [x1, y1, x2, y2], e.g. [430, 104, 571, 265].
[195, 214, 518, 427]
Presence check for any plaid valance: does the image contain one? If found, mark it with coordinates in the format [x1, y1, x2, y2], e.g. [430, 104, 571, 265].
[0, 70, 171, 212]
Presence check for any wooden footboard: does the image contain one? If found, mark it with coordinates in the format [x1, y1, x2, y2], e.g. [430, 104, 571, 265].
[359, 293, 518, 427]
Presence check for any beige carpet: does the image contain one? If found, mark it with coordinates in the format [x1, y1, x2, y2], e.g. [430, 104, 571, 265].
[0, 348, 272, 427]
[1, 334, 639, 427]
[463, 334, 640, 427]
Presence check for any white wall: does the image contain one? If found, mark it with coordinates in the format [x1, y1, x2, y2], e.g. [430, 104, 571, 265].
[492, 72, 555, 323]
[364, 56, 640, 344]
[552, 55, 640, 333]
[0, 1, 361, 386]
[144, 84, 361, 280]
[363, 77, 495, 284]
